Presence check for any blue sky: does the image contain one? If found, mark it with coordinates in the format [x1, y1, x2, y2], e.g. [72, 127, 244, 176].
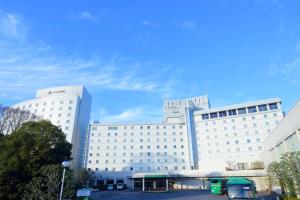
[0, 0, 300, 123]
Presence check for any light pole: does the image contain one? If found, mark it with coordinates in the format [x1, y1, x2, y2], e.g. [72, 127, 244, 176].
[59, 161, 70, 200]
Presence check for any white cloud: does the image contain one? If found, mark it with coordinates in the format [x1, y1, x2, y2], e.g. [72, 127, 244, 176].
[97, 106, 162, 124]
[79, 11, 98, 22]
[268, 43, 300, 84]
[0, 11, 180, 105]
[141, 20, 158, 28]
[181, 20, 197, 32]
[0, 10, 28, 40]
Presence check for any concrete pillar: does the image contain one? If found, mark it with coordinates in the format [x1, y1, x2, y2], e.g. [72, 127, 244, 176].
[166, 178, 169, 191]
[132, 179, 135, 190]
[142, 178, 145, 192]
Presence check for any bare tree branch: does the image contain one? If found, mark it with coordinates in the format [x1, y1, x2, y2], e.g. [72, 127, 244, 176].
[0, 104, 39, 135]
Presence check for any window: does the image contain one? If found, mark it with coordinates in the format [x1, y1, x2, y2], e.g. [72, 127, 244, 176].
[210, 112, 218, 119]
[238, 108, 247, 115]
[256, 138, 260, 142]
[201, 114, 209, 120]
[269, 103, 278, 110]
[258, 104, 268, 111]
[219, 111, 227, 117]
[108, 126, 118, 130]
[247, 106, 257, 113]
[228, 109, 237, 116]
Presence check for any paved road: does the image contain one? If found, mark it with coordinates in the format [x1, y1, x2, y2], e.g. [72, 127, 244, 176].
[90, 190, 280, 200]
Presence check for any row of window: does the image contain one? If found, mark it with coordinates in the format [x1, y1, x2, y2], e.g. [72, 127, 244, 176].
[88, 158, 186, 164]
[90, 138, 185, 143]
[206, 146, 263, 154]
[22, 100, 73, 109]
[92, 125, 184, 131]
[89, 166, 187, 172]
[88, 150, 186, 157]
[89, 151, 185, 157]
[201, 103, 279, 120]
[205, 138, 261, 146]
[91, 131, 184, 137]
[90, 144, 185, 150]
[199, 121, 275, 132]
[203, 129, 270, 138]
[200, 113, 278, 126]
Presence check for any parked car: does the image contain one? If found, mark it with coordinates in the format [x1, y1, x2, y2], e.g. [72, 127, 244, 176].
[107, 184, 114, 191]
[76, 188, 91, 200]
[116, 183, 124, 190]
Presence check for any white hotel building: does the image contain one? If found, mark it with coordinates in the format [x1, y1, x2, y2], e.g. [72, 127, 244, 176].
[86, 95, 283, 190]
[12, 86, 92, 169]
[262, 99, 300, 165]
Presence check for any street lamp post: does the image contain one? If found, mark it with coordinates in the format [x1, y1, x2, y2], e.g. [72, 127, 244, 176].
[59, 161, 70, 200]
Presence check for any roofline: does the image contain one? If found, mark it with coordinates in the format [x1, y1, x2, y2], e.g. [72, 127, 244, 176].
[90, 122, 186, 126]
[194, 98, 281, 115]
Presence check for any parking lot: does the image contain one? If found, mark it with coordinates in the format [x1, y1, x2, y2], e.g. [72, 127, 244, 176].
[90, 190, 279, 200]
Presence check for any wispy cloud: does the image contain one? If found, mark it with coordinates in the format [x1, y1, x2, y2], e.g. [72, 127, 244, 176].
[268, 43, 300, 85]
[181, 20, 197, 32]
[79, 11, 98, 22]
[96, 106, 162, 124]
[141, 20, 158, 28]
[68, 11, 99, 22]
[0, 10, 28, 40]
[0, 10, 180, 104]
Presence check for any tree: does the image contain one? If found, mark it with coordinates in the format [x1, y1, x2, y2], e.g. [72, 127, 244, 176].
[0, 120, 72, 200]
[0, 104, 39, 136]
[281, 152, 300, 198]
[74, 169, 95, 189]
[267, 152, 300, 198]
[24, 165, 75, 200]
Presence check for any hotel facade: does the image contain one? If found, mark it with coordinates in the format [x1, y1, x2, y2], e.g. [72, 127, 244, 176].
[86, 95, 283, 190]
[262, 100, 300, 166]
[12, 86, 92, 169]
[9, 85, 293, 191]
